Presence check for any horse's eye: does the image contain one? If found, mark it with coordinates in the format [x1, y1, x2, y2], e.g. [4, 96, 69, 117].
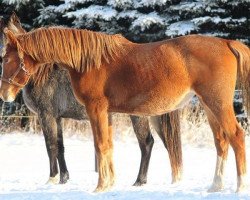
[3, 58, 9, 63]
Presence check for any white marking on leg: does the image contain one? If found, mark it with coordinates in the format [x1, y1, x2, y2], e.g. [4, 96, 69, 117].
[46, 174, 59, 185]
[237, 175, 247, 192]
[208, 156, 226, 192]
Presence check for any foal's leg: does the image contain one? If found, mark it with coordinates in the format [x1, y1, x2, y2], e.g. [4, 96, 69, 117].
[38, 113, 59, 184]
[86, 101, 114, 192]
[203, 106, 229, 192]
[56, 118, 69, 184]
[199, 97, 246, 192]
[130, 115, 154, 186]
[150, 112, 183, 184]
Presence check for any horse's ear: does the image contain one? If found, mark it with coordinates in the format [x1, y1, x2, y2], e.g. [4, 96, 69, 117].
[8, 12, 25, 34]
[10, 12, 21, 25]
[3, 28, 19, 47]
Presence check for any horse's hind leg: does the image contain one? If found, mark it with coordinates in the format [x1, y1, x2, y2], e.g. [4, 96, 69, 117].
[150, 111, 183, 184]
[130, 115, 154, 186]
[202, 105, 229, 192]
[200, 97, 246, 192]
[56, 118, 69, 184]
[38, 113, 59, 184]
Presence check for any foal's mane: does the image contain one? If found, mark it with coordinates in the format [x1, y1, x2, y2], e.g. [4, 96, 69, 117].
[17, 27, 127, 73]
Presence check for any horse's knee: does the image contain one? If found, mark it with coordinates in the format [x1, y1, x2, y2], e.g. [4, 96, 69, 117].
[146, 132, 154, 147]
[95, 142, 112, 156]
[140, 132, 154, 154]
[226, 125, 245, 149]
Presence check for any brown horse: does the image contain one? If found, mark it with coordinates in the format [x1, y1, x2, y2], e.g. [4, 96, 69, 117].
[0, 27, 249, 192]
[0, 13, 183, 186]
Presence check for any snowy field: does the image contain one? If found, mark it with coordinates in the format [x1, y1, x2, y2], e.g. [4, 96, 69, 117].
[0, 127, 250, 200]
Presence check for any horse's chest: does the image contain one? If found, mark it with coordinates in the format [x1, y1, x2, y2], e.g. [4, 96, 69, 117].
[22, 89, 38, 114]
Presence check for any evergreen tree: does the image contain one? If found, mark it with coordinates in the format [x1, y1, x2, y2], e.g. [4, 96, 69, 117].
[1, 0, 249, 43]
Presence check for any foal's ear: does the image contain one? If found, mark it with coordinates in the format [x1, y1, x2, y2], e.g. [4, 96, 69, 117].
[3, 28, 19, 47]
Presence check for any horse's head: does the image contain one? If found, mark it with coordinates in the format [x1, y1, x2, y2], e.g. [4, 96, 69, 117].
[0, 29, 37, 102]
[0, 12, 25, 55]
[0, 13, 34, 102]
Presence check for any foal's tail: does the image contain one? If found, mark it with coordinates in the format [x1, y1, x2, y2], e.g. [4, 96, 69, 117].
[228, 41, 250, 116]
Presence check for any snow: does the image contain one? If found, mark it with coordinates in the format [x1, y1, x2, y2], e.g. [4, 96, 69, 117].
[165, 21, 197, 36]
[2, 0, 30, 5]
[65, 5, 118, 21]
[131, 12, 164, 31]
[108, 0, 134, 9]
[0, 125, 250, 199]
[134, 0, 170, 8]
[191, 16, 247, 26]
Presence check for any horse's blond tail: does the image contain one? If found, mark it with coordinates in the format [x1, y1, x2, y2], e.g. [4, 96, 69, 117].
[228, 41, 250, 116]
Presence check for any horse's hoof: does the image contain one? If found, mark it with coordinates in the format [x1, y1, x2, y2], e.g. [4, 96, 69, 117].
[171, 177, 182, 184]
[133, 179, 147, 186]
[171, 171, 182, 184]
[236, 175, 247, 193]
[207, 185, 223, 193]
[59, 172, 69, 184]
[93, 185, 110, 193]
[236, 184, 247, 193]
[46, 174, 60, 185]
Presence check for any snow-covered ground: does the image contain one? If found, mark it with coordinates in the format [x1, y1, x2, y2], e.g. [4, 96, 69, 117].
[0, 128, 250, 200]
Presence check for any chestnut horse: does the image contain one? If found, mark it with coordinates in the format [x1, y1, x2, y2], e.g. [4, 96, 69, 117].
[0, 27, 249, 192]
[0, 14, 183, 185]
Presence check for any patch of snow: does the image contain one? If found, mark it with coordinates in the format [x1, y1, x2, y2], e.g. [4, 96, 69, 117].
[117, 10, 139, 19]
[2, 0, 30, 5]
[170, 2, 205, 13]
[108, 0, 134, 9]
[134, 0, 170, 7]
[64, 0, 94, 3]
[165, 21, 197, 36]
[192, 16, 247, 26]
[65, 5, 118, 21]
[0, 131, 249, 199]
[131, 12, 164, 31]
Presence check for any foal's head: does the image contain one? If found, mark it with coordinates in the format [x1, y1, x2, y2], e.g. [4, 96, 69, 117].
[0, 29, 37, 102]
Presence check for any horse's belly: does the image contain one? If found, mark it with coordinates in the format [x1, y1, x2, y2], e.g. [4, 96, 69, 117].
[110, 90, 194, 116]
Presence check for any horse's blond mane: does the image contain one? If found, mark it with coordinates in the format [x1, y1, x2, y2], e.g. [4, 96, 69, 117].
[31, 63, 54, 86]
[17, 27, 127, 73]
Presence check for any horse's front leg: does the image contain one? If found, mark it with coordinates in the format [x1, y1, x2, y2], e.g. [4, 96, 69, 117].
[38, 112, 59, 184]
[86, 100, 114, 192]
